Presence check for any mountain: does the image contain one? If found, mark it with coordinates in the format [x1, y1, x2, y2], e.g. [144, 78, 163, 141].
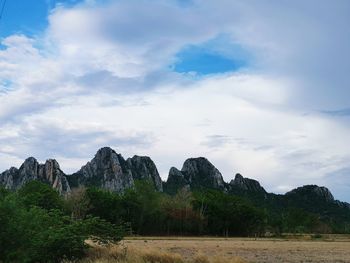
[161, 157, 350, 233]
[0, 157, 70, 194]
[127, 155, 163, 191]
[1, 147, 349, 232]
[284, 185, 350, 219]
[226, 173, 268, 202]
[163, 167, 189, 195]
[286, 185, 334, 202]
[67, 147, 134, 192]
[67, 147, 163, 192]
[163, 157, 226, 194]
[229, 173, 267, 194]
[163, 158, 269, 197]
[0, 147, 163, 194]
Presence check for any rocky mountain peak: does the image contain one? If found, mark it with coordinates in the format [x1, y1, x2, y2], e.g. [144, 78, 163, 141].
[67, 147, 133, 192]
[94, 147, 122, 167]
[181, 157, 225, 190]
[234, 173, 244, 180]
[20, 157, 39, 177]
[23, 156, 38, 164]
[163, 167, 189, 194]
[67, 148, 164, 192]
[44, 159, 61, 174]
[164, 157, 226, 193]
[127, 155, 163, 191]
[286, 185, 335, 203]
[0, 167, 19, 190]
[229, 173, 266, 193]
[181, 157, 213, 175]
[0, 157, 70, 194]
[96, 146, 114, 156]
[41, 159, 70, 194]
[313, 186, 334, 201]
[169, 167, 185, 179]
[1, 147, 165, 194]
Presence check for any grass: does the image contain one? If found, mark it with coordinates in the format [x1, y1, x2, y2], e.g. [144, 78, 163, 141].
[69, 235, 350, 263]
[70, 243, 248, 263]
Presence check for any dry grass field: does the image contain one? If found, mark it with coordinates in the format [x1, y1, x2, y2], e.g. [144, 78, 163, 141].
[78, 236, 350, 263]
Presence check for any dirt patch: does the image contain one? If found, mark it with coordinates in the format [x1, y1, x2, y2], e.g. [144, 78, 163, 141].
[124, 237, 350, 263]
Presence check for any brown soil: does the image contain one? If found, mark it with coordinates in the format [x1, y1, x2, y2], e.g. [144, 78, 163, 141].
[123, 237, 350, 263]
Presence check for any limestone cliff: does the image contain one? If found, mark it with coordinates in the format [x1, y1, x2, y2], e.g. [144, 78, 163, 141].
[164, 157, 226, 193]
[0, 157, 70, 194]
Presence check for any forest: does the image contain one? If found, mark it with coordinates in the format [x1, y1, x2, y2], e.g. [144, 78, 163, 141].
[2, 178, 349, 262]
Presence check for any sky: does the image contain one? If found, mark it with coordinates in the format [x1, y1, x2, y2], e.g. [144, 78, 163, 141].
[0, 0, 350, 201]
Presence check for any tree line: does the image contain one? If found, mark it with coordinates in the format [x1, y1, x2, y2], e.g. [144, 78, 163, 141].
[65, 180, 339, 236]
[1, 179, 348, 262]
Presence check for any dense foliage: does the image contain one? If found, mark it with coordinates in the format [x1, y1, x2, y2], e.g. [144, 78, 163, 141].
[81, 180, 350, 236]
[0, 181, 124, 263]
[1, 178, 349, 262]
[81, 180, 266, 236]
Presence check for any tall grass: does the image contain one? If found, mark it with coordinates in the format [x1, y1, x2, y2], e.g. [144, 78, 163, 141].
[68, 244, 248, 263]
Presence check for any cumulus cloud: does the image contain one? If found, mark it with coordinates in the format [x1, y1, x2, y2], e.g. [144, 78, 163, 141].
[0, 0, 350, 201]
[0, 117, 154, 172]
[201, 0, 350, 109]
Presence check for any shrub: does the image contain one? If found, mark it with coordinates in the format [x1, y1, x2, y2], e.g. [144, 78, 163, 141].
[18, 180, 64, 211]
[0, 183, 124, 263]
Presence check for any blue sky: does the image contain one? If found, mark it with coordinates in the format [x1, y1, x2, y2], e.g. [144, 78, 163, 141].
[174, 41, 249, 75]
[0, 0, 80, 37]
[0, 0, 350, 201]
[0, 0, 249, 76]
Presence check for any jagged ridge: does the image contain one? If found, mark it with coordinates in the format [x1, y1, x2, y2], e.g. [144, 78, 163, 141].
[0, 147, 349, 214]
[0, 157, 70, 194]
[0, 147, 163, 194]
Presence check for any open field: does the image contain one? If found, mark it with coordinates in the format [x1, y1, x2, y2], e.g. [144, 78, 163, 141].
[79, 236, 350, 263]
[120, 236, 350, 263]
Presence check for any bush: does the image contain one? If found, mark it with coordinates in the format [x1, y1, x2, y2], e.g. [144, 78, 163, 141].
[0, 182, 124, 263]
[18, 180, 64, 211]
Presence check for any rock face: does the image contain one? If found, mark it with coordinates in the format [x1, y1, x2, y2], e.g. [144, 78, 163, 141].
[164, 167, 189, 194]
[40, 159, 71, 194]
[67, 147, 134, 192]
[127, 155, 163, 191]
[67, 147, 163, 192]
[0, 167, 19, 190]
[0, 147, 163, 194]
[286, 185, 335, 202]
[229, 173, 266, 194]
[0, 157, 70, 194]
[164, 157, 226, 194]
[182, 157, 226, 190]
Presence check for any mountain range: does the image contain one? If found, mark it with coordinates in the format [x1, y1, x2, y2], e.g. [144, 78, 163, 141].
[1, 146, 349, 218]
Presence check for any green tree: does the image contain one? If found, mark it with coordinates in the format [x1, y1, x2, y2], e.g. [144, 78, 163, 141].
[122, 180, 165, 235]
[65, 187, 91, 219]
[0, 184, 124, 263]
[193, 190, 265, 236]
[18, 181, 64, 211]
[161, 188, 200, 235]
[85, 187, 123, 224]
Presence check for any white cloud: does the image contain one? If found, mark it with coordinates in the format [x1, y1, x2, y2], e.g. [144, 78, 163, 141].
[201, 0, 350, 109]
[0, 0, 349, 201]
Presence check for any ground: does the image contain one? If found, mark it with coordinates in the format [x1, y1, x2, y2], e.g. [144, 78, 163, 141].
[122, 236, 350, 263]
